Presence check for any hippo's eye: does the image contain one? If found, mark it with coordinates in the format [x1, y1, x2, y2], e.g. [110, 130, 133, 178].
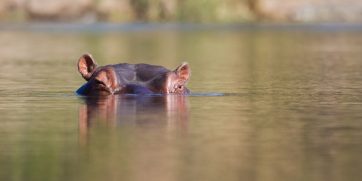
[95, 79, 105, 85]
[178, 85, 183, 89]
[94, 79, 107, 89]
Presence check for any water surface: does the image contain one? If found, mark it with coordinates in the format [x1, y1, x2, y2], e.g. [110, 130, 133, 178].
[0, 24, 361, 181]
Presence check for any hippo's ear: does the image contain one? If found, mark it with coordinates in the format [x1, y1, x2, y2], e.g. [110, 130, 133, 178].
[78, 53, 98, 81]
[174, 62, 191, 81]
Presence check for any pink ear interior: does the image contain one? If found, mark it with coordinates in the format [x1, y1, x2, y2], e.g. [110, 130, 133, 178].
[78, 53, 98, 80]
[175, 62, 191, 81]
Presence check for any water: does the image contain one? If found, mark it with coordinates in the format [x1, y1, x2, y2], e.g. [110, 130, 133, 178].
[0, 24, 362, 181]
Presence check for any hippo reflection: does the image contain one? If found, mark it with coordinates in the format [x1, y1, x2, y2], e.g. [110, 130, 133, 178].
[78, 95, 189, 143]
[76, 53, 191, 95]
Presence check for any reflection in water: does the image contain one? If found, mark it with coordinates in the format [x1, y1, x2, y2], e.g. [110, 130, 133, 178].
[77, 95, 190, 181]
[78, 95, 189, 144]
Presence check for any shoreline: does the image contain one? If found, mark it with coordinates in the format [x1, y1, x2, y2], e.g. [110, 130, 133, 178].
[1, 22, 362, 32]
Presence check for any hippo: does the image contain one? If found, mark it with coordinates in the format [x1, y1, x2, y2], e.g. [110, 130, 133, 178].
[76, 53, 191, 96]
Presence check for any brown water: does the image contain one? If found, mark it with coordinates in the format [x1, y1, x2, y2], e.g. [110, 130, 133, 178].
[0, 24, 362, 181]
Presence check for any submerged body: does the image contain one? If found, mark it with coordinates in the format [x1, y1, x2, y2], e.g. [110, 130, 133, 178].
[76, 54, 191, 95]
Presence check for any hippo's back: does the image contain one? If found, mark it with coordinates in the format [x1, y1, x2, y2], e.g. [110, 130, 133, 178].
[112, 63, 170, 83]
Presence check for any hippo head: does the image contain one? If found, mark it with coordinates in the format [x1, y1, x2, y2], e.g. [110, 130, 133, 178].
[76, 53, 191, 95]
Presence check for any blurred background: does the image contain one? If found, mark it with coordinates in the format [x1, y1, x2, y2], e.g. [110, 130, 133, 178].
[1, 0, 362, 23]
